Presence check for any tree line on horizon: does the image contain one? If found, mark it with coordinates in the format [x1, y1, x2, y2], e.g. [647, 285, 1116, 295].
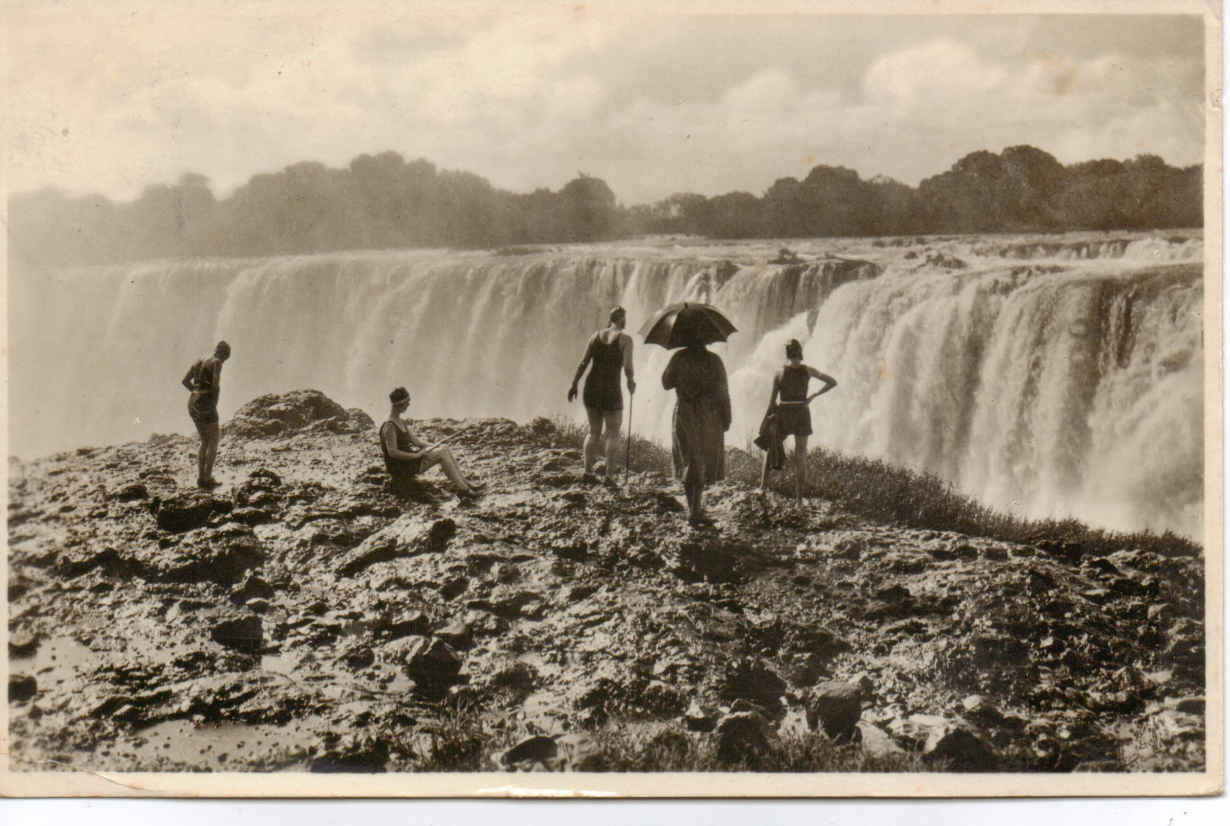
[8, 145, 1202, 267]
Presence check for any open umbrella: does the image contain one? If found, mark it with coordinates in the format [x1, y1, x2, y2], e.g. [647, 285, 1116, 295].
[639, 301, 737, 349]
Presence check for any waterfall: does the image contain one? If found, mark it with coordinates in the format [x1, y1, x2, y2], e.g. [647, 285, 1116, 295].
[7, 232, 1203, 538]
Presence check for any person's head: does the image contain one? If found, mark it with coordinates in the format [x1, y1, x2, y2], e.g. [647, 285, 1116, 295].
[785, 339, 803, 361]
[215, 340, 232, 361]
[609, 306, 627, 330]
[389, 386, 410, 412]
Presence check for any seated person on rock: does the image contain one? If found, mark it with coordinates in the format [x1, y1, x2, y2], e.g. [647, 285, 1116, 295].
[381, 387, 484, 498]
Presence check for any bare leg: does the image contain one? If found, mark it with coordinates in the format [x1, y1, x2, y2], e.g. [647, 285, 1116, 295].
[206, 425, 220, 480]
[603, 409, 622, 474]
[583, 406, 605, 474]
[424, 447, 475, 492]
[793, 434, 809, 503]
[760, 449, 771, 491]
[197, 432, 208, 483]
[198, 422, 219, 485]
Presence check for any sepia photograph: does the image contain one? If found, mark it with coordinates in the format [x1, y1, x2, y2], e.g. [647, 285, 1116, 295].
[2, 0, 1222, 798]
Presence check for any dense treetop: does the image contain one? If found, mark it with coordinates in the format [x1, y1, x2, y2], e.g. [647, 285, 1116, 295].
[8, 146, 1201, 266]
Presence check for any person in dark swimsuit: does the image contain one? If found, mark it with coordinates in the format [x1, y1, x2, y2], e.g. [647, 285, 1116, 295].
[761, 339, 837, 503]
[381, 386, 483, 498]
[181, 340, 231, 488]
[568, 306, 636, 478]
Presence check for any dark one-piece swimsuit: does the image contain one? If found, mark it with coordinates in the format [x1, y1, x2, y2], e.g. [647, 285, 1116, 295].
[381, 420, 423, 492]
[583, 334, 624, 412]
[776, 365, 812, 437]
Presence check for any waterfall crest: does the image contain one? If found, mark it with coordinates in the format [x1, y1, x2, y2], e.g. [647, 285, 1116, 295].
[8, 232, 1203, 538]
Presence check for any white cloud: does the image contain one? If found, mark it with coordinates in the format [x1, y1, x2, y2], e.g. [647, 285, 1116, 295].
[4, 9, 1206, 204]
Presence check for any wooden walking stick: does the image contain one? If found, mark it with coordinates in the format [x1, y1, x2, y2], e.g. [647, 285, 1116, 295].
[625, 393, 633, 484]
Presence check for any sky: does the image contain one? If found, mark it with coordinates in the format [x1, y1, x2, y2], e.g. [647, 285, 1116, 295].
[4, 2, 1208, 205]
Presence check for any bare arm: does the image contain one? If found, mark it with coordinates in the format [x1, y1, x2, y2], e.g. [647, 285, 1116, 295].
[806, 365, 837, 399]
[571, 336, 596, 387]
[182, 364, 197, 391]
[382, 423, 425, 461]
[621, 333, 636, 393]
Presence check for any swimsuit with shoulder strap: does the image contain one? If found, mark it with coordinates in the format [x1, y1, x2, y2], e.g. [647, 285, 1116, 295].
[583, 332, 625, 412]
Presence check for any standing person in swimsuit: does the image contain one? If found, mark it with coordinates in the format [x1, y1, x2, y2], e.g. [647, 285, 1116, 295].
[568, 306, 636, 478]
[381, 386, 484, 498]
[181, 340, 231, 489]
[761, 339, 837, 503]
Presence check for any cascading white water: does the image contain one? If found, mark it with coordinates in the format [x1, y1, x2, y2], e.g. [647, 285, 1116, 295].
[8, 231, 1203, 539]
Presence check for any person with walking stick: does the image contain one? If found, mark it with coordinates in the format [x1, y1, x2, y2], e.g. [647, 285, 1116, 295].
[568, 306, 636, 481]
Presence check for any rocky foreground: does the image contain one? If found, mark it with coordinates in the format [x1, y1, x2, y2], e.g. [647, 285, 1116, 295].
[6, 391, 1206, 773]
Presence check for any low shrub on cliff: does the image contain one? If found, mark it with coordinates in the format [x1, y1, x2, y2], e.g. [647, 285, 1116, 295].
[749, 445, 1200, 558]
[532, 417, 1199, 559]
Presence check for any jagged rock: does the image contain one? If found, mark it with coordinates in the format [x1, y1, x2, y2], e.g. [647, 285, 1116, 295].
[335, 516, 456, 577]
[150, 491, 228, 533]
[405, 637, 463, 698]
[502, 735, 557, 766]
[924, 724, 998, 771]
[341, 645, 375, 671]
[9, 631, 39, 658]
[714, 710, 778, 766]
[806, 679, 863, 740]
[683, 699, 719, 732]
[154, 525, 265, 585]
[856, 721, 905, 758]
[211, 616, 263, 655]
[230, 507, 275, 526]
[720, 657, 787, 716]
[226, 390, 368, 440]
[310, 734, 389, 772]
[377, 610, 431, 641]
[554, 732, 603, 771]
[9, 673, 37, 702]
[230, 573, 275, 605]
[114, 483, 148, 502]
[436, 620, 473, 650]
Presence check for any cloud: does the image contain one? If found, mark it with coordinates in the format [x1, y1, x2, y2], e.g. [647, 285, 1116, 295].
[4, 10, 1207, 205]
[864, 40, 1008, 105]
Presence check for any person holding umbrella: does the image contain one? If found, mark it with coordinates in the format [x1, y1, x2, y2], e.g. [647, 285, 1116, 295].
[568, 306, 636, 480]
[761, 338, 837, 503]
[644, 302, 735, 525]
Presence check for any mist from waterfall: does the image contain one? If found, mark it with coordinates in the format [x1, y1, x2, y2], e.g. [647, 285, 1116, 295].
[8, 231, 1204, 539]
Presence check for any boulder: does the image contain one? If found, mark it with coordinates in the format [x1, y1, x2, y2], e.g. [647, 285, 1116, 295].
[155, 525, 265, 585]
[226, 390, 368, 440]
[114, 483, 149, 502]
[9, 631, 39, 658]
[435, 620, 473, 650]
[502, 735, 557, 767]
[230, 573, 275, 605]
[405, 637, 463, 698]
[9, 673, 37, 702]
[856, 721, 906, 758]
[211, 616, 263, 655]
[714, 710, 778, 766]
[554, 732, 604, 771]
[377, 610, 431, 641]
[924, 724, 998, 771]
[335, 516, 457, 577]
[806, 679, 863, 740]
[309, 734, 389, 773]
[683, 699, 719, 732]
[719, 657, 787, 717]
[150, 491, 228, 533]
